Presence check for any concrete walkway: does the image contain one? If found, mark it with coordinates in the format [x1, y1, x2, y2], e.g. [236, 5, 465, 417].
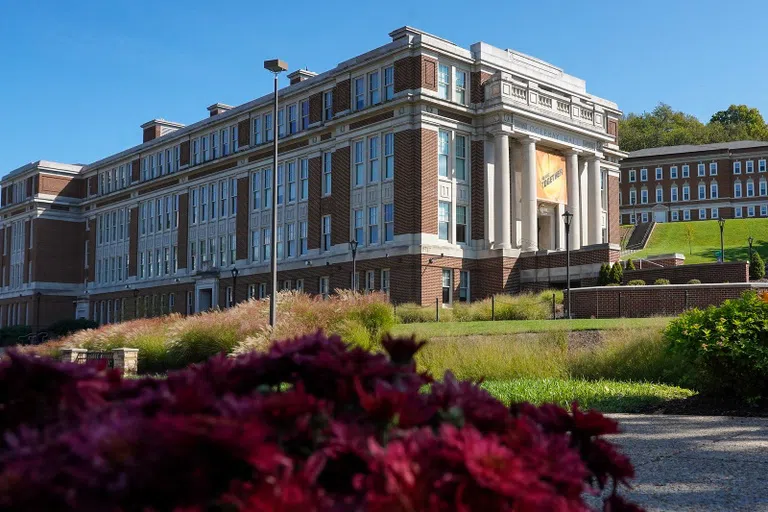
[606, 414, 768, 511]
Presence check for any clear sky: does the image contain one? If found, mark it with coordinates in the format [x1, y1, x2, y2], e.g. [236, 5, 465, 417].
[2, 0, 767, 173]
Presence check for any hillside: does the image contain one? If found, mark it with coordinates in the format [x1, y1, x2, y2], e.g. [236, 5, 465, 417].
[624, 218, 768, 264]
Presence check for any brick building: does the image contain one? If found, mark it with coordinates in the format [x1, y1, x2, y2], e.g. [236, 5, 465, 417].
[619, 141, 768, 224]
[1, 27, 624, 328]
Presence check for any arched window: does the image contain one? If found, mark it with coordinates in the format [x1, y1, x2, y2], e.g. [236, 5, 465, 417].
[671, 185, 679, 202]
[734, 180, 742, 198]
[655, 186, 663, 203]
[710, 181, 718, 199]
[747, 179, 755, 197]
[759, 178, 767, 196]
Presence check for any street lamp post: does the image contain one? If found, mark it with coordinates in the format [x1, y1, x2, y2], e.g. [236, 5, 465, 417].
[264, 59, 288, 327]
[718, 217, 726, 263]
[748, 235, 754, 262]
[562, 211, 573, 319]
[349, 239, 359, 292]
[231, 267, 239, 306]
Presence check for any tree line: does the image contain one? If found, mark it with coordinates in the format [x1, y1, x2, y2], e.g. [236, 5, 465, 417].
[618, 103, 768, 152]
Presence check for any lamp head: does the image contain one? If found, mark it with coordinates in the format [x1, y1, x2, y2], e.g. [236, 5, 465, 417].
[264, 59, 288, 73]
[718, 217, 726, 228]
[231, 267, 239, 278]
[349, 239, 359, 252]
[562, 210, 573, 228]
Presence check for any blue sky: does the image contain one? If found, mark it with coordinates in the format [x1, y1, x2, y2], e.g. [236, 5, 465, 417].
[2, 0, 767, 173]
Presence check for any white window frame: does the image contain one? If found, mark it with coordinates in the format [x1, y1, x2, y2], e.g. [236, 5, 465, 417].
[655, 167, 663, 180]
[628, 170, 636, 182]
[709, 162, 717, 176]
[733, 161, 742, 174]
[682, 164, 690, 178]
[640, 168, 648, 182]
[746, 160, 755, 173]
[670, 166, 678, 179]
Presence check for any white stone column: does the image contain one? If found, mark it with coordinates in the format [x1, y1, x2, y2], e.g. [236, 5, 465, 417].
[588, 156, 602, 245]
[556, 203, 566, 250]
[521, 137, 538, 252]
[484, 140, 495, 245]
[565, 151, 581, 251]
[494, 132, 511, 249]
[579, 158, 589, 246]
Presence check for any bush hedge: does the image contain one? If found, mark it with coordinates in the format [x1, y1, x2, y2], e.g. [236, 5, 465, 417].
[653, 278, 671, 285]
[687, 279, 701, 284]
[626, 280, 645, 286]
[0, 334, 640, 511]
[664, 291, 768, 400]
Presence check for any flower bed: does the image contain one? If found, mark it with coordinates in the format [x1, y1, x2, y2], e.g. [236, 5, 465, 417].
[0, 332, 640, 511]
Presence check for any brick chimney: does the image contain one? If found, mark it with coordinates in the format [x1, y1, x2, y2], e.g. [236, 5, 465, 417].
[141, 119, 185, 143]
[287, 69, 317, 85]
[207, 103, 234, 117]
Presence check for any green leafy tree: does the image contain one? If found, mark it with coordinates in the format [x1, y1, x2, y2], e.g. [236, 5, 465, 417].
[626, 259, 636, 271]
[684, 224, 695, 255]
[609, 262, 624, 285]
[750, 252, 766, 280]
[597, 263, 611, 286]
[709, 105, 768, 141]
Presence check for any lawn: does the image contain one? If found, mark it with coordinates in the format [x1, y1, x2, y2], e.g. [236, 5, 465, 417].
[626, 218, 768, 264]
[390, 317, 672, 338]
[482, 378, 695, 413]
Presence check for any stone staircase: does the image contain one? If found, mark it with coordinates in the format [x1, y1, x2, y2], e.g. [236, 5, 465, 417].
[625, 221, 656, 251]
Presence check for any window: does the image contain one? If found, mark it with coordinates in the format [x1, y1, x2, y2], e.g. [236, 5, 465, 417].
[629, 189, 636, 205]
[286, 223, 295, 258]
[438, 64, 450, 100]
[299, 221, 308, 255]
[459, 271, 469, 303]
[438, 201, 450, 240]
[354, 209, 364, 244]
[324, 91, 333, 120]
[300, 159, 309, 200]
[384, 204, 394, 242]
[699, 208, 706, 220]
[640, 168, 647, 181]
[287, 162, 296, 202]
[369, 71, 380, 105]
[322, 215, 331, 251]
[438, 131, 450, 177]
[263, 169, 272, 208]
[671, 185, 678, 202]
[760, 160, 767, 172]
[456, 205, 467, 243]
[671, 210, 679, 221]
[301, 100, 309, 130]
[747, 180, 755, 197]
[710, 162, 718, 175]
[211, 131, 218, 159]
[354, 140, 365, 186]
[230, 178, 237, 216]
[735, 181, 742, 198]
[248, 284, 256, 299]
[202, 136, 209, 162]
[441, 269, 452, 305]
[165, 196, 172, 230]
[229, 234, 235, 264]
[683, 209, 691, 221]
[698, 183, 706, 200]
[641, 212, 649, 223]
[629, 170, 636, 182]
[277, 165, 284, 205]
[381, 269, 390, 296]
[262, 228, 271, 261]
[455, 70, 467, 105]
[251, 231, 259, 262]
[760, 179, 767, 196]
[670, 166, 678, 179]
[323, 152, 332, 195]
[258, 283, 267, 299]
[682, 185, 690, 201]
[711, 207, 719, 219]
[735, 207, 743, 218]
[319, 277, 330, 298]
[265, 113, 274, 142]
[384, 66, 394, 101]
[368, 206, 379, 244]
[761, 204, 768, 216]
[734, 161, 742, 174]
[365, 270, 375, 293]
[655, 167, 663, 180]
[225, 287, 233, 308]
[296, 279, 304, 293]
[455, 135, 467, 181]
[710, 182, 718, 199]
[288, 104, 297, 134]
[748, 205, 756, 217]
[747, 160, 755, 173]
[276, 228, 283, 259]
[656, 187, 663, 203]
[354, 77, 365, 110]
[190, 242, 197, 271]
[640, 189, 648, 204]
[369, 136, 380, 182]
[384, 133, 394, 180]
[697, 163, 705, 177]
[246, 122, 254, 149]
[200, 185, 208, 222]
[278, 109, 285, 138]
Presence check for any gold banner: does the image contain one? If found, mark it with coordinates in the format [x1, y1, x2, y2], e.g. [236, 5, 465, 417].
[536, 150, 567, 204]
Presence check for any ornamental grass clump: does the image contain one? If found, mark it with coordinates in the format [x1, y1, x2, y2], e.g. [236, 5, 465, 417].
[0, 333, 641, 511]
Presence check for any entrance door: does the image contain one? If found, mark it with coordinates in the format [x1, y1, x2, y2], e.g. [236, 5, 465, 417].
[654, 211, 667, 223]
[198, 288, 213, 312]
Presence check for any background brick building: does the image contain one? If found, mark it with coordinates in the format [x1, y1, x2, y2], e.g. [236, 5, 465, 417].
[0, 26, 624, 328]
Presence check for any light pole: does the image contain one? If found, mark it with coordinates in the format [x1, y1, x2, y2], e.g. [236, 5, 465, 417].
[718, 217, 726, 263]
[349, 239, 359, 292]
[264, 59, 288, 327]
[562, 210, 573, 319]
[231, 267, 239, 306]
[748, 235, 754, 262]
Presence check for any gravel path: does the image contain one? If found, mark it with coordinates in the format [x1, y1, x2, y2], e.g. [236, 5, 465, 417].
[606, 414, 768, 511]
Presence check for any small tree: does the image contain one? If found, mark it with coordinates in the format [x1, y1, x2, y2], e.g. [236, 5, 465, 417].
[626, 258, 636, 271]
[598, 263, 611, 286]
[750, 252, 766, 280]
[609, 261, 624, 284]
[684, 224, 695, 255]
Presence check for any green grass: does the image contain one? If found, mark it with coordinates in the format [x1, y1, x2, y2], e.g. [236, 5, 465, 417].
[626, 218, 768, 264]
[390, 317, 672, 338]
[481, 378, 695, 413]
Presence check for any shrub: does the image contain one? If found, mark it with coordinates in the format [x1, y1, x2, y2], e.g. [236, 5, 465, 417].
[396, 303, 439, 323]
[0, 325, 32, 347]
[750, 251, 766, 280]
[626, 259, 636, 271]
[664, 291, 768, 400]
[609, 262, 624, 284]
[536, 288, 564, 305]
[45, 318, 99, 338]
[0, 335, 640, 511]
[653, 278, 671, 285]
[626, 280, 645, 286]
[493, 293, 550, 320]
[598, 263, 611, 286]
[687, 279, 701, 284]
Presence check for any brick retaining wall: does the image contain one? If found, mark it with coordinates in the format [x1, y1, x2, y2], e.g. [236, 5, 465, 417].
[570, 283, 767, 319]
[623, 261, 749, 285]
